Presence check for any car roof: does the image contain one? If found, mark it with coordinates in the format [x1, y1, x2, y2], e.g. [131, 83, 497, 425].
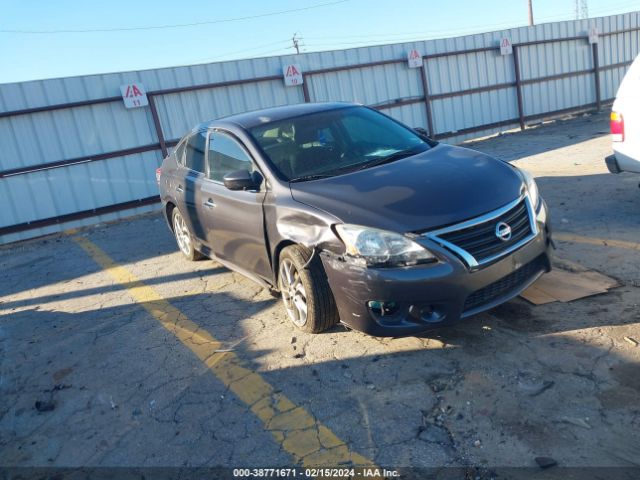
[194, 102, 357, 131]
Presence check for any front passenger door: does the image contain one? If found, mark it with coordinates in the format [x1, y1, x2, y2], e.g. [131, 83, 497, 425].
[200, 130, 271, 280]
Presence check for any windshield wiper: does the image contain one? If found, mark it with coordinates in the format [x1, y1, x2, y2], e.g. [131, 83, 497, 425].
[353, 149, 420, 172]
[289, 148, 423, 181]
[289, 173, 335, 183]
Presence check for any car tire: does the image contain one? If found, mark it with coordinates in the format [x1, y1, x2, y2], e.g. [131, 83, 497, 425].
[171, 207, 204, 261]
[278, 245, 339, 333]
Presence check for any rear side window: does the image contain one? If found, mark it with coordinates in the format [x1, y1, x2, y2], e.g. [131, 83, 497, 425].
[184, 131, 207, 173]
[207, 131, 254, 182]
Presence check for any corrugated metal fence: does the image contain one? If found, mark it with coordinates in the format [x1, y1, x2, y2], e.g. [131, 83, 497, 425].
[1, 12, 639, 244]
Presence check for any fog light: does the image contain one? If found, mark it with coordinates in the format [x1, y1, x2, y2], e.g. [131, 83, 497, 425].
[409, 304, 444, 323]
[367, 300, 398, 316]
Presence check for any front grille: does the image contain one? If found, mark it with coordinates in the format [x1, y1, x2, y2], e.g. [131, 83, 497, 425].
[428, 197, 536, 268]
[463, 256, 545, 313]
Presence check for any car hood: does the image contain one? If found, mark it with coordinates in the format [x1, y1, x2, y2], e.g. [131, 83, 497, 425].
[289, 144, 525, 233]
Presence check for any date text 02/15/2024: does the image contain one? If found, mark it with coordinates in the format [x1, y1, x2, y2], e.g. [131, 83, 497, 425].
[232, 468, 400, 478]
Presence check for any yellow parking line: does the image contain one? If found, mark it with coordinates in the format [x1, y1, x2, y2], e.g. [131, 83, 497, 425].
[555, 232, 640, 251]
[73, 235, 374, 468]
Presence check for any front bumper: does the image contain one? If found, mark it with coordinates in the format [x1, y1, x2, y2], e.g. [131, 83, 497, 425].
[321, 200, 552, 336]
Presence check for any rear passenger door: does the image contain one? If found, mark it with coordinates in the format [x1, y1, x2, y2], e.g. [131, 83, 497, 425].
[200, 130, 271, 280]
[178, 130, 208, 242]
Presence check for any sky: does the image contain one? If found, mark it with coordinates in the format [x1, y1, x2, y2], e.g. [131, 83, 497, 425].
[1, 0, 639, 84]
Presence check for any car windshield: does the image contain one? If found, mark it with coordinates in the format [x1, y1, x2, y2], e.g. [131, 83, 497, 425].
[248, 106, 431, 181]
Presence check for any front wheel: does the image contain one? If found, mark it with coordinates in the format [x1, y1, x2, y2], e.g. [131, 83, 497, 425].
[278, 246, 339, 333]
[172, 208, 204, 261]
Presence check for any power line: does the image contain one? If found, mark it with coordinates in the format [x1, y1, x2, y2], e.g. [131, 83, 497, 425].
[187, 39, 292, 64]
[304, 16, 542, 42]
[158, 4, 640, 62]
[177, 3, 639, 62]
[302, 4, 640, 49]
[0, 0, 349, 34]
[587, 1, 640, 16]
[303, 2, 639, 43]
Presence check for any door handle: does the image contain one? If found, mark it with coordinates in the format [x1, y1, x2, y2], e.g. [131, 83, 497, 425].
[176, 185, 184, 193]
[203, 199, 216, 208]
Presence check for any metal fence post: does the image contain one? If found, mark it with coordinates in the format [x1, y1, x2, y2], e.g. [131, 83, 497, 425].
[147, 94, 168, 158]
[592, 42, 602, 112]
[302, 80, 311, 103]
[419, 60, 436, 137]
[512, 46, 526, 131]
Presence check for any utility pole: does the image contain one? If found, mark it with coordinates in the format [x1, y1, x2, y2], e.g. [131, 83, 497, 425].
[528, 0, 534, 26]
[292, 33, 300, 54]
[575, 0, 588, 19]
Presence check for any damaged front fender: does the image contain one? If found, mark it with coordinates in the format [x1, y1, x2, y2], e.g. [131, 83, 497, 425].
[275, 210, 340, 251]
[263, 193, 346, 285]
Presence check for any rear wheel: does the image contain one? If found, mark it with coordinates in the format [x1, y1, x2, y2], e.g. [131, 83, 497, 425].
[172, 208, 204, 261]
[278, 246, 339, 333]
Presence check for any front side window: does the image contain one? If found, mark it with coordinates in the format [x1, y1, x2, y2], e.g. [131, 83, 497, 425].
[184, 131, 207, 173]
[207, 131, 254, 182]
[249, 106, 431, 181]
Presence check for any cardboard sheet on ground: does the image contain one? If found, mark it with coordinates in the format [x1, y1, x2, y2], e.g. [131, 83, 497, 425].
[520, 269, 619, 305]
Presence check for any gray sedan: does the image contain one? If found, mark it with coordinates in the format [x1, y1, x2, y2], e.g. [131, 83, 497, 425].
[157, 102, 552, 336]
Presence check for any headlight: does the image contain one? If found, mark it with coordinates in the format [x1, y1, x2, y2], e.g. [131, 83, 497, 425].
[335, 224, 436, 267]
[520, 168, 540, 209]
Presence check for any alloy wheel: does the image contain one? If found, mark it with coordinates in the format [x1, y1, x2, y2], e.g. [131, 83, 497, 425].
[173, 210, 192, 256]
[279, 258, 308, 326]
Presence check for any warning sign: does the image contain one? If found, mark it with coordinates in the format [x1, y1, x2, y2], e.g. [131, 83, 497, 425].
[500, 37, 513, 55]
[120, 83, 149, 109]
[282, 64, 303, 86]
[407, 49, 422, 68]
[589, 27, 599, 44]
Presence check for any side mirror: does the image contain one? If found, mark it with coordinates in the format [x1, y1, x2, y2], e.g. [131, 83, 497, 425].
[223, 169, 261, 191]
[414, 127, 430, 139]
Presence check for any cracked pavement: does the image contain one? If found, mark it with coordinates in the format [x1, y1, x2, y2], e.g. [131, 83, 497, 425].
[1, 111, 639, 469]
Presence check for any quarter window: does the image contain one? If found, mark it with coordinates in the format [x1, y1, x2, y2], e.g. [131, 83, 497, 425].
[184, 131, 207, 173]
[207, 131, 254, 182]
[173, 139, 187, 165]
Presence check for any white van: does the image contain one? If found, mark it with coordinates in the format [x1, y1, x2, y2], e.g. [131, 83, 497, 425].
[606, 53, 640, 175]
